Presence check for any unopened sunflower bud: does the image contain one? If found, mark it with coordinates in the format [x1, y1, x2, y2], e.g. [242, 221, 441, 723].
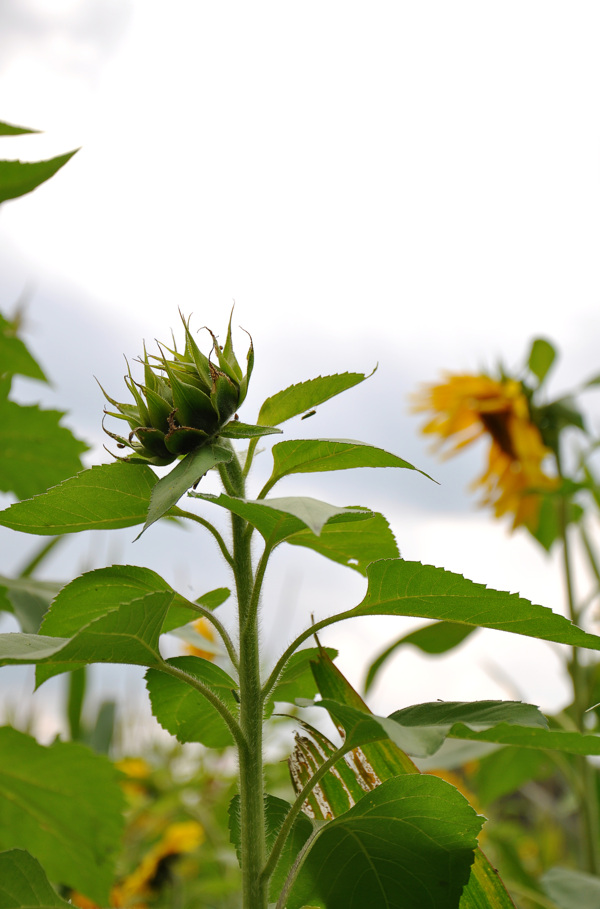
[100, 312, 253, 465]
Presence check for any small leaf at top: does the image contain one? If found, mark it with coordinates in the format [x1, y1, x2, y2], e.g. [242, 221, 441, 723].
[218, 420, 282, 439]
[0, 462, 158, 535]
[257, 372, 371, 427]
[0, 150, 78, 204]
[527, 337, 557, 384]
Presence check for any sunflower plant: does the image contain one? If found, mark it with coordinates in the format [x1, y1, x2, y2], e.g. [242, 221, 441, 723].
[3, 320, 600, 909]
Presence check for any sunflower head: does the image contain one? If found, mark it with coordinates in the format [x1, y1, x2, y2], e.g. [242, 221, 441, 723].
[101, 311, 253, 465]
[413, 372, 558, 530]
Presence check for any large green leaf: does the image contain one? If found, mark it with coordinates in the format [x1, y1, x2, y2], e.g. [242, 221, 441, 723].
[351, 559, 600, 651]
[38, 565, 196, 640]
[0, 850, 71, 909]
[0, 728, 125, 904]
[0, 314, 46, 382]
[257, 373, 370, 426]
[0, 400, 87, 499]
[0, 151, 77, 204]
[286, 774, 483, 909]
[0, 591, 173, 682]
[541, 867, 600, 909]
[0, 462, 158, 534]
[263, 438, 432, 495]
[146, 656, 239, 748]
[308, 696, 600, 759]
[143, 443, 232, 533]
[194, 493, 397, 572]
[304, 650, 515, 908]
[364, 621, 476, 693]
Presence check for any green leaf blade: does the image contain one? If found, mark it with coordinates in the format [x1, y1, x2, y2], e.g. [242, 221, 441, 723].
[0, 462, 158, 534]
[146, 656, 239, 748]
[0, 728, 125, 905]
[355, 559, 600, 652]
[257, 373, 371, 426]
[0, 151, 77, 204]
[287, 775, 483, 909]
[0, 849, 71, 909]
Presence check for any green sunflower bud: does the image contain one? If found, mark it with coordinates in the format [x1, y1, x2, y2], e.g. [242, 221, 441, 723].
[100, 311, 254, 465]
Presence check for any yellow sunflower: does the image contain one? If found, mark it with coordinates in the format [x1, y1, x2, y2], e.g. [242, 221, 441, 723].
[412, 373, 558, 530]
[185, 617, 217, 661]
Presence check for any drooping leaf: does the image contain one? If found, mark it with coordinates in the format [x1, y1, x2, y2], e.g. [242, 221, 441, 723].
[194, 492, 397, 572]
[142, 443, 232, 533]
[218, 420, 282, 439]
[146, 655, 239, 748]
[528, 338, 557, 385]
[0, 728, 125, 905]
[194, 492, 368, 539]
[364, 621, 475, 693]
[0, 400, 88, 499]
[286, 774, 483, 909]
[0, 151, 78, 204]
[6, 590, 49, 633]
[257, 373, 371, 426]
[0, 462, 158, 534]
[0, 849, 71, 909]
[541, 867, 600, 909]
[263, 438, 432, 495]
[352, 559, 600, 652]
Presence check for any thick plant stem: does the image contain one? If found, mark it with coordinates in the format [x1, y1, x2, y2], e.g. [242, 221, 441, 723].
[222, 452, 269, 909]
[558, 484, 600, 875]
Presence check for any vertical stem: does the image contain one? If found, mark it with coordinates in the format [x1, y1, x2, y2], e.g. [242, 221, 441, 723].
[221, 452, 268, 909]
[557, 466, 600, 874]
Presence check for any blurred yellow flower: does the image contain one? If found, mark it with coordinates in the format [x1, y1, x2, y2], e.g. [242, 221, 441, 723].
[413, 373, 558, 530]
[185, 617, 217, 660]
[111, 821, 204, 907]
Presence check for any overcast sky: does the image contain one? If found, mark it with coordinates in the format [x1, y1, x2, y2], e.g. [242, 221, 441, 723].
[1, 1, 600, 741]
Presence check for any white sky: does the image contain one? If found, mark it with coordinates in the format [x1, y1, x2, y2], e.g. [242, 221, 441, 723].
[1, 1, 600, 740]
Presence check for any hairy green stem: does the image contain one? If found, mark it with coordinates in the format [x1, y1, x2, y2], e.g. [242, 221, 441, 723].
[223, 450, 269, 909]
[158, 660, 245, 750]
[262, 609, 357, 702]
[175, 508, 235, 567]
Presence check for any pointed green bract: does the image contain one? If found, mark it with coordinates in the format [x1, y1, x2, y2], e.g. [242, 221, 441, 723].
[218, 420, 282, 440]
[353, 559, 600, 651]
[0, 121, 40, 136]
[257, 372, 371, 426]
[0, 462, 158, 534]
[142, 443, 232, 533]
[0, 728, 125, 905]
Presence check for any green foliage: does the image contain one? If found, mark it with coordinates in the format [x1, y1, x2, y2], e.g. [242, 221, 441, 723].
[0, 728, 125, 904]
[0, 151, 77, 204]
[0, 850, 71, 909]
